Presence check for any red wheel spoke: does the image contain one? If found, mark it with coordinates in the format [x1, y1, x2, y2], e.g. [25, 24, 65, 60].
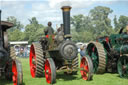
[84, 66, 89, 72]
[92, 46, 95, 52]
[45, 60, 51, 84]
[80, 57, 90, 80]
[30, 44, 37, 77]
[12, 61, 18, 85]
[45, 59, 55, 84]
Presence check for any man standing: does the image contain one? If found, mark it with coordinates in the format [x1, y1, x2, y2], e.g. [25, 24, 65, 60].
[44, 22, 54, 35]
[80, 45, 86, 60]
[56, 24, 64, 35]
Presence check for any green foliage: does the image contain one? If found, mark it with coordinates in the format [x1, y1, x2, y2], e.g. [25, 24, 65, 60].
[5, 6, 128, 43]
[90, 6, 113, 21]
[71, 6, 115, 42]
[24, 17, 45, 44]
[114, 15, 128, 33]
[71, 14, 85, 32]
[6, 16, 24, 41]
[119, 15, 128, 27]
[8, 29, 24, 41]
[71, 29, 94, 42]
[6, 16, 45, 43]
[89, 6, 113, 36]
[7, 16, 24, 31]
[113, 15, 119, 32]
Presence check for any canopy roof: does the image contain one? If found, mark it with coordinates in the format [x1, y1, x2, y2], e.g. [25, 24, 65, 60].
[1, 21, 13, 30]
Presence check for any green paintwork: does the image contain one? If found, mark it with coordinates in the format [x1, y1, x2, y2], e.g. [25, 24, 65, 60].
[91, 52, 98, 73]
[97, 33, 128, 76]
[110, 34, 128, 54]
[87, 32, 128, 75]
[117, 56, 128, 78]
[86, 43, 99, 73]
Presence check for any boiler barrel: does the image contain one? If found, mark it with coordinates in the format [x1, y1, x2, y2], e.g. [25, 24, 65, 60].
[116, 34, 128, 41]
[114, 45, 128, 54]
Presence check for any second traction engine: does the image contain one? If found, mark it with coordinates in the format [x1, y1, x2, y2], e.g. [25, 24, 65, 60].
[86, 27, 128, 78]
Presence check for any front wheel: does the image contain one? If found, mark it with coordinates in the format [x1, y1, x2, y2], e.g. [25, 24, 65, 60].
[80, 56, 93, 80]
[117, 56, 128, 78]
[45, 58, 56, 84]
[12, 59, 23, 85]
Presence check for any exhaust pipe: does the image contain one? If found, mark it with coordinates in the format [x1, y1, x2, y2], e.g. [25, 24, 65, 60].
[0, 10, 1, 34]
[0, 10, 2, 47]
[61, 6, 71, 39]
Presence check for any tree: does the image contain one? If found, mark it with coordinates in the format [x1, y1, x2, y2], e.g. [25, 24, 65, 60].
[7, 16, 24, 31]
[72, 31, 94, 42]
[8, 29, 24, 41]
[71, 14, 85, 32]
[113, 15, 128, 33]
[6, 16, 24, 41]
[113, 15, 119, 32]
[119, 15, 128, 28]
[71, 6, 114, 42]
[24, 17, 45, 44]
[89, 6, 114, 36]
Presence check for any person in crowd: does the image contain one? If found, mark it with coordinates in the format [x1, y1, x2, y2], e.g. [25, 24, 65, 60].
[80, 45, 86, 60]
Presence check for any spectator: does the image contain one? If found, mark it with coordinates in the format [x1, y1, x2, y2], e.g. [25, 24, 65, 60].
[80, 45, 86, 59]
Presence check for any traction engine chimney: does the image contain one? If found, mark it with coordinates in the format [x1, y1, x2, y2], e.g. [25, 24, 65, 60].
[61, 6, 71, 39]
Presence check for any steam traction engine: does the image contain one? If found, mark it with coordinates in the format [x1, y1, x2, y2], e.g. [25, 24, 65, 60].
[0, 10, 23, 85]
[86, 27, 128, 78]
[29, 6, 93, 84]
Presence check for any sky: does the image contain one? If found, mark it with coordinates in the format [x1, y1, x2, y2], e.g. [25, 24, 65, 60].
[0, 0, 128, 29]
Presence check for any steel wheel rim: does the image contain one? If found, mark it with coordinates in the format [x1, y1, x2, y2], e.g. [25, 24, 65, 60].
[30, 44, 36, 77]
[12, 61, 17, 85]
[118, 58, 123, 77]
[45, 60, 51, 84]
[118, 56, 128, 78]
[80, 57, 89, 80]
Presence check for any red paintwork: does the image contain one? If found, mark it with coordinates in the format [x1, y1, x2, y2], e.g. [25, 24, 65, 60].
[45, 59, 51, 84]
[105, 37, 109, 43]
[45, 35, 55, 40]
[30, 44, 36, 78]
[46, 35, 49, 38]
[12, 61, 17, 85]
[80, 57, 89, 80]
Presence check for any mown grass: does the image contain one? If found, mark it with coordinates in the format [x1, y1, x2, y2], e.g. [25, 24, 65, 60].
[0, 57, 128, 85]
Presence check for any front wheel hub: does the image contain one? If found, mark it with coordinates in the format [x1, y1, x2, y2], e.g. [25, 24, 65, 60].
[59, 41, 78, 60]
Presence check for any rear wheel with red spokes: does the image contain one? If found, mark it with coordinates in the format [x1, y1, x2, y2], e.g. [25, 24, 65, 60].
[80, 56, 93, 80]
[30, 43, 45, 77]
[45, 58, 56, 84]
[12, 59, 23, 85]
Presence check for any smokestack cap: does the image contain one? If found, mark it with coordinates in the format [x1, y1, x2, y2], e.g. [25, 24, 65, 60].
[61, 6, 71, 12]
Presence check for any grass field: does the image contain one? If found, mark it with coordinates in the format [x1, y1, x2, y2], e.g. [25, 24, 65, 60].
[0, 57, 128, 85]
